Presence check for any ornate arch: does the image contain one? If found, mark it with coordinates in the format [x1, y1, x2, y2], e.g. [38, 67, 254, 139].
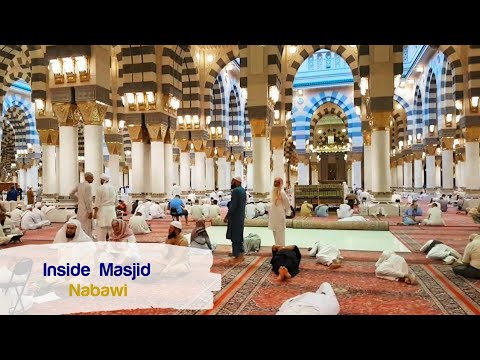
[2, 93, 39, 148]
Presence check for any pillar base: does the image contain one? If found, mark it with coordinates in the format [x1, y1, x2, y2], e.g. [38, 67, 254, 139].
[371, 192, 392, 202]
[250, 192, 270, 201]
[129, 193, 146, 201]
[147, 193, 167, 201]
[42, 193, 58, 202]
[465, 189, 480, 196]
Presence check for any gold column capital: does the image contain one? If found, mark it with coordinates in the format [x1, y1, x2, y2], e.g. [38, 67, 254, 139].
[52, 103, 80, 127]
[76, 101, 108, 126]
[413, 151, 423, 160]
[192, 140, 205, 152]
[127, 125, 145, 142]
[176, 140, 190, 152]
[233, 153, 243, 161]
[250, 118, 267, 137]
[397, 157, 404, 165]
[106, 142, 123, 155]
[463, 127, 480, 142]
[404, 154, 413, 163]
[441, 137, 455, 150]
[351, 152, 362, 162]
[391, 159, 397, 167]
[146, 123, 168, 142]
[370, 111, 391, 131]
[435, 158, 442, 167]
[363, 130, 372, 146]
[38, 129, 59, 146]
[425, 144, 437, 156]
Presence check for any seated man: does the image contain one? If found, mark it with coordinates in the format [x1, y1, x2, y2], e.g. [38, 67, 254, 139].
[168, 195, 189, 224]
[308, 242, 342, 269]
[439, 195, 448, 212]
[190, 199, 204, 221]
[20, 205, 42, 230]
[452, 233, 480, 279]
[345, 191, 359, 209]
[422, 203, 445, 226]
[391, 193, 402, 203]
[0, 212, 15, 245]
[187, 191, 196, 205]
[300, 201, 313, 217]
[399, 201, 423, 225]
[128, 212, 152, 234]
[420, 239, 461, 264]
[375, 251, 417, 284]
[149, 201, 165, 219]
[117, 200, 128, 216]
[53, 219, 93, 243]
[201, 199, 210, 219]
[134, 201, 152, 221]
[337, 203, 353, 219]
[2, 212, 22, 237]
[270, 245, 302, 281]
[338, 215, 366, 222]
[359, 190, 371, 205]
[276, 282, 340, 315]
[314, 203, 329, 217]
[256, 201, 267, 216]
[208, 199, 221, 220]
[10, 205, 23, 228]
[165, 221, 188, 247]
[32, 202, 51, 226]
[468, 204, 480, 223]
[245, 199, 258, 220]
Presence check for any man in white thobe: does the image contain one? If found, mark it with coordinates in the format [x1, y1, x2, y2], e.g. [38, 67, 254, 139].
[309, 242, 342, 268]
[209, 189, 218, 203]
[10, 205, 24, 228]
[420, 239, 461, 264]
[149, 202, 165, 219]
[128, 213, 151, 234]
[190, 199, 204, 221]
[20, 205, 42, 230]
[93, 174, 117, 242]
[276, 282, 340, 315]
[172, 182, 182, 198]
[337, 203, 353, 219]
[32, 202, 51, 226]
[375, 251, 417, 284]
[256, 201, 267, 216]
[69, 172, 94, 237]
[187, 191, 196, 204]
[208, 199, 221, 220]
[245, 199, 258, 219]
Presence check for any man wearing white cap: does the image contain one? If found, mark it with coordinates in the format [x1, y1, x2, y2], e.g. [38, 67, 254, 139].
[165, 221, 188, 247]
[53, 218, 94, 244]
[10, 204, 24, 228]
[70, 172, 94, 237]
[94, 174, 117, 242]
[32, 202, 51, 226]
[225, 176, 247, 262]
[172, 181, 182, 198]
[20, 205, 43, 230]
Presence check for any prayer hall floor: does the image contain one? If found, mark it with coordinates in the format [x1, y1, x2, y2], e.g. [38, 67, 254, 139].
[4, 199, 480, 315]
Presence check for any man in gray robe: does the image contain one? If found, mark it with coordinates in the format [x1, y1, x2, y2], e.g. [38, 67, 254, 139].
[70, 172, 94, 237]
[224, 176, 246, 263]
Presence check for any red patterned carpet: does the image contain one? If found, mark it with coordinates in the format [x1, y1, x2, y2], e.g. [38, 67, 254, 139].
[4, 200, 480, 315]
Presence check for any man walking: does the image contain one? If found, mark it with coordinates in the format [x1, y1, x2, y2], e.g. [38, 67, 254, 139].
[70, 172, 94, 237]
[93, 174, 117, 242]
[224, 176, 246, 263]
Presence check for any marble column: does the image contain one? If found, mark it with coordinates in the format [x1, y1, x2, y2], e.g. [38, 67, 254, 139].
[42, 144, 57, 195]
[26, 164, 39, 189]
[234, 159, 243, 181]
[363, 142, 372, 191]
[465, 141, 480, 190]
[352, 160, 362, 189]
[217, 157, 227, 191]
[298, 162, 310, 186]
[403, 155, 413, 189]
[413, 153, 423, 190]
[425, 145, 436, 190]
[246, 160, 253, 190]
[435, 159, 442, 188]
[108, 154, 120, 191]
[371, 129, 390, 193]
[180, 151, 190, 192]
[58, 125, 78, 196]
[195, 151, 206, 191]
[225, 160, 232, 186]
[272, 148, 284, 181]
[131, 141, 146, 194]
[150, 141, 165, 195]
[252, 136, 269, 192]
[441, 137, 454, 190]
[311, 166, 318, 185]
[459, 161, 465, 188]
[164, 142, 173, 196]
[390, 161, 397, 188]
[206, 157, 215, 191]
[56, 145, 60, 195]
[174, 160, 180, 186]
[18, 168, 27, 192]
[396, 162, 403, 188]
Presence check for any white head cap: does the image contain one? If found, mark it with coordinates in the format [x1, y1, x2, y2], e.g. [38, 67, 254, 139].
[26, 204, 33, 210]
[35, 202, 42, 208]
[233, 176, 242, 182]
[170, 221, 183, 230]
[100, 174, 109, 181]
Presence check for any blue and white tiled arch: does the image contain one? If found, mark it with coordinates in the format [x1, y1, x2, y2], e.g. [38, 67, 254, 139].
[292, 91, 362, 153]
[393, 94, 413, 136]
[2, 93, 40, 149]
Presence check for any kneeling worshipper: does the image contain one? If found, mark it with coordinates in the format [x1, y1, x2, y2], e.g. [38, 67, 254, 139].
[308, 242, 342, 269]
[374, 251, 417, 284]
[53, 219, 94, 243]
[245, 198, 259, 219]
[134, 201, 152, 220]
[420, 239, 461, 264]
[338, 215, 366, 222]
[189, 219, 214, 250]
[300, 201, 313, 217]
[2, 212, 23, 237]
[10, 204, 23, 228]
[117, 200, 128, 216]
[128, 212, 151, 235]
[208, 199, 221, 220]
[452, 233, 480, 279]
[20, 205, 42, 230]
[190, 199, 204, 221]
[256, 200, 267, 216]
[400, 201, 423, 225]
[422, 202, 445, 226]
[337, 203, 354, 219]
[314, 204, 329, 217]
[270, 245, 302, 281]
[111, 219, 137, 243]
[276, 282, 340, 315]
[33, 202, 51, 226]
[149, 201, 165, 219]
[391, 193, 402, 203]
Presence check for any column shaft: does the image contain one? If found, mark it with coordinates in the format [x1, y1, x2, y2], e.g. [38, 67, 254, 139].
[150, 141, 165, 194]
[195, 152, 206, 191]
[84, 125, 103, 193]
[371, 130, 390, 192]
[59, 126, 78, 196]
[180, 152, 190, 192]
